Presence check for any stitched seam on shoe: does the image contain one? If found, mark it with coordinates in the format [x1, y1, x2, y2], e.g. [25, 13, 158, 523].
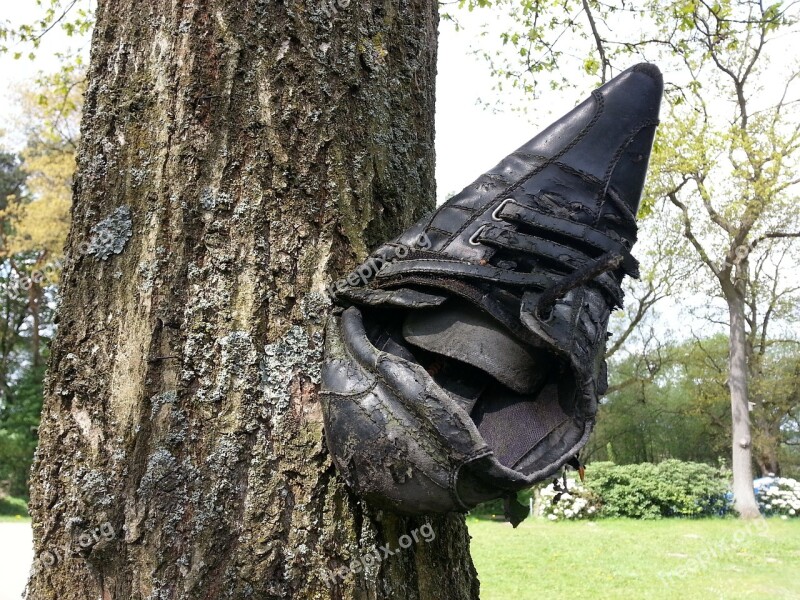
[482, 173, 513, 185]
[604, 188, 638, 226]
[595, 117, 660, 221]
[344, 377, 456, 479]
[439, 204, 476, 212]
[513, 151, 550, 163]
[320, 383, 378, 400]
[601, 117, 660, 189]
[442, 90, 606, 249]
[551, 161, 604, 186]
[427, 226, 452, 236]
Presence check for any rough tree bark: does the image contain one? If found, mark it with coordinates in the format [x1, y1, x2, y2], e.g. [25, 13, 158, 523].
[26, 0, 479, 598]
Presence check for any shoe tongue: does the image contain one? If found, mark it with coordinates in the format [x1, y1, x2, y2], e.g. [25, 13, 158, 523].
[402, 302, 548, 394]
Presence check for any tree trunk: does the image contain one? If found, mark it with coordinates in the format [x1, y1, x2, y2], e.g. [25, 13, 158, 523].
[26, 1, 479, 598]
[725, 283, 761, 518]
[28, 281, 41, 368]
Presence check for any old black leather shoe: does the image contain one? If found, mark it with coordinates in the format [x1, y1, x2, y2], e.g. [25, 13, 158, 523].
[321, 63, 663, 525]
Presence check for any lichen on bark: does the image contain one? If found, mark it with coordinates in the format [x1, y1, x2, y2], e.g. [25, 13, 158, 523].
[86, 205, 134, 260]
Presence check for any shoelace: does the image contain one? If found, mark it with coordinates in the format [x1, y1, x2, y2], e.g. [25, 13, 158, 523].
[354, 192, 638, 321]
[479, 191, 638, 319]
[535, 252, 625, 320]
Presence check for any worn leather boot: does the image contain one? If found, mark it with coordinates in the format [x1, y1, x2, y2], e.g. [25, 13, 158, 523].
[321, 63, 663, 525]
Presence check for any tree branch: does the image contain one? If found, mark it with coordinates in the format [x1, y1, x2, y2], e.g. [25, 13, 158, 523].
[582, 0, 609, 83]
[666, 186, 723, 279]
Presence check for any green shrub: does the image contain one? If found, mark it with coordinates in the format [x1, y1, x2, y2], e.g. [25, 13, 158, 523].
[0, 494, 28, 517]
[469, 488, 534, 520]
[583, 460, 730, 519]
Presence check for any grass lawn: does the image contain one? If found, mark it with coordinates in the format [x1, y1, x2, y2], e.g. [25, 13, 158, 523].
[468, 517, 800, 600]
[0, 515, 30, 523]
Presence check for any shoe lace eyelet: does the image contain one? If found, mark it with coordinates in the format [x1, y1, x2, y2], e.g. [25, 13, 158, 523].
[468, 225, 488, 246]
[491, 198, 513, 221]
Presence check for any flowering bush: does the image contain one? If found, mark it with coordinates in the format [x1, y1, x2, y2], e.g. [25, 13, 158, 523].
[538, 479, 602, 521]
[755, 477, 800, 517]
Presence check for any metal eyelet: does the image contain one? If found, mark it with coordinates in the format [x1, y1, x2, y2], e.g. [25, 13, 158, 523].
[491, 198, 513, 221]
[468, 225, 488, 246]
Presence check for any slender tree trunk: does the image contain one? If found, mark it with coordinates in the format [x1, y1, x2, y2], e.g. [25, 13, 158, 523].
[28, 281, 41, 368]
[725, 281, 761, 518]
[26, 1, 479, 598]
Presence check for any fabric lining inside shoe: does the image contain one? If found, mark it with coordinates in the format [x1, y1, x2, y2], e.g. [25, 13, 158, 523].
[471, 383, 570, 472]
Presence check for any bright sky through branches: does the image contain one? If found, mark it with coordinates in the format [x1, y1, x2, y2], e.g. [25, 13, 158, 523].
[3, 3, 537, 205]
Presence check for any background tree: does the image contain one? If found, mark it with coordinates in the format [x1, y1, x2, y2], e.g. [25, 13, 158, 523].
[460, 0, 800, 518]
[647, 0, 800, 517]
[0, 0, 93, 60]
[0, 68, 82, 501]
[589, 335, 733, 466]
[603, 214, 692, 394]
[26, 0, 479, 599]
[0, 150, 37, 498]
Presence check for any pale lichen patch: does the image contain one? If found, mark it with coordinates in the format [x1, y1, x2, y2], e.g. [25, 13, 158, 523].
[260, 325, 323, 425]
[150, 390, 178, 418]
[301, 292, 330, 325]
[138, 449, 180, 496]
[210, 331, 258, 403]
[87, 205, 133, 260]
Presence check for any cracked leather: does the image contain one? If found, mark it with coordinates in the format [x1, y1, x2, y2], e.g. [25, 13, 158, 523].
[321, 63, 664, 524]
